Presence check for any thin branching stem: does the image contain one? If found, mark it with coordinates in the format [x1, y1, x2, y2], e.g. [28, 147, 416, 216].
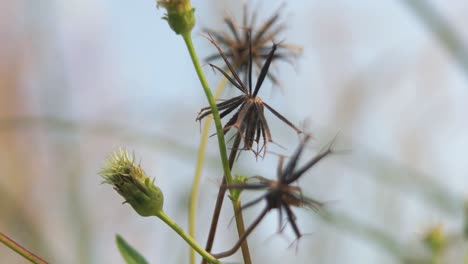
[189, 77, 228, 264]
[0, 232, 48, 264]
[181, 32, 251, 264]
[157, 212, 221, 264]
[213, 207, 269, 259]
[202, 135, 252, 264]
[181, 34, 232, 184]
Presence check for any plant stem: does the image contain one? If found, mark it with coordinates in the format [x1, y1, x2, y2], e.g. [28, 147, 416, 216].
[232, 199, 251, 263]
[189, 77, 228, 264]
[181, 33, 251, 263]
[431, 252, 441, 264]
[213, 207, 269, 259]
[464, 243, 468, 264]
[203, 135, 252, 264]
[0, 232, 48, 264]
[181, 33, 233, 186]
[157, 212, 221, 264]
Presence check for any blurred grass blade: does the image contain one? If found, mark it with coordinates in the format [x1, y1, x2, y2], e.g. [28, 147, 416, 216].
[350, 149, 462, 215]
[0, 116, 219, 165]
[320, 212, 405, 258]
[116, 235, 149, 264]
[403, 0, 468, 77]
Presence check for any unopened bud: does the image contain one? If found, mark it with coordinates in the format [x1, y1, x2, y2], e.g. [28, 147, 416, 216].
[100, 149, 164, 217]
[157, 0, 195, 35]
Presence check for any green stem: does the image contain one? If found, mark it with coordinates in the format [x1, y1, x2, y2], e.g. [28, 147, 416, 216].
[431, 252, 440, 264]
[232, 199, 251, 263]
[213, 207, 269, 259]
[464, 243, 468, 264]
[157, 211, 221, 264]
[189, 77, 228, 264]
[202, 135, 251, 264]
[181, 33, 232, 185]
[0, 232, 48, 264]
[181, 32, 250, 262]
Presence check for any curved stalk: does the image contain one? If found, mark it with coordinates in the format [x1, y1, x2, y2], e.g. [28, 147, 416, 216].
[189, 77, 228, 264]
[157, 212, 221, 264]
[213, 207, 269, 259]
[181, 33, 232, 185]
[202, 135, 253, 264]
[181, 32, 251, 263]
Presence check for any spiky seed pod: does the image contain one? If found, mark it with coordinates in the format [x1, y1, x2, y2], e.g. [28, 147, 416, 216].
[197, 33, 301, 157]
[219, 136, 333, 253]
[212, 136, 334, 258]
[204, 3, 302, 85]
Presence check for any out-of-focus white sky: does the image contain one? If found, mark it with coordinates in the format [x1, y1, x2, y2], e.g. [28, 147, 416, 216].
[1, 0, 468, 263]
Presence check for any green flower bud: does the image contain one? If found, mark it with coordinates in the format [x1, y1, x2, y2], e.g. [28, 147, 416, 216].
[423, 225, 445, 254]
[100, 149, 164, 217]
[157, 0, 195, 35]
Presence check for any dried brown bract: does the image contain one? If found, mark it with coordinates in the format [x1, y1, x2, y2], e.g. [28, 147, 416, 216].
[196, 33, 301, 157]
[235, 135, 330, 236]
[213, 136, 333, 258]
[204, 4, 302, 85]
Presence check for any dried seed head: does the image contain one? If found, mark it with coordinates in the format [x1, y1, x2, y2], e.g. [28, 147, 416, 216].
[215, 137, 332, 257]
[204, 3, 302, 85]
[99, 149, 164, 217]
[197, 34, 301, 157]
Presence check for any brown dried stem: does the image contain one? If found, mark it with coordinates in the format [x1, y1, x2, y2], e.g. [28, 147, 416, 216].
[202, 134, 252, 264]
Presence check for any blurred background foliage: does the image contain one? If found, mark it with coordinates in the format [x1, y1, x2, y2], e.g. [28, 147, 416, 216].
[1, 0, 468, 263]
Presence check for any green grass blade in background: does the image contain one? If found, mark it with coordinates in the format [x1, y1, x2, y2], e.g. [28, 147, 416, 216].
[403, 0, 468, 77]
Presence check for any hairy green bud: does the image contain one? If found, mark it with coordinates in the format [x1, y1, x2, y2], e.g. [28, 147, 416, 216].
[157, 0, 195, 35]
[100, 149, 164, 217]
